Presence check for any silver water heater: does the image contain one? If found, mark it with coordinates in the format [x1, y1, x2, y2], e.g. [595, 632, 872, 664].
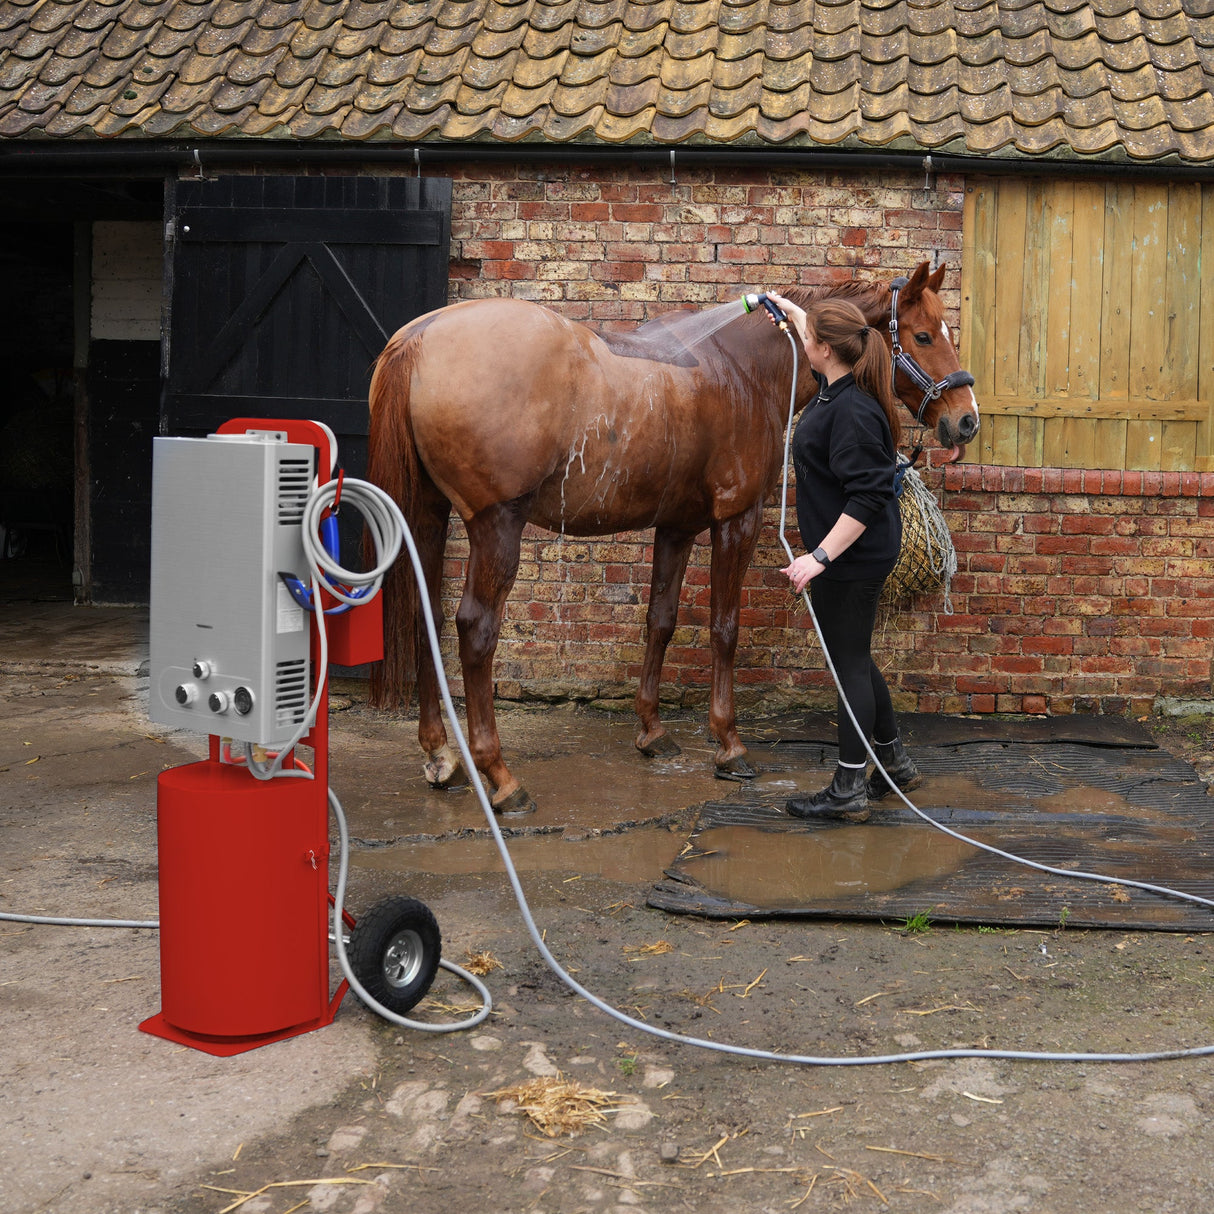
[148, 431, 314, 746]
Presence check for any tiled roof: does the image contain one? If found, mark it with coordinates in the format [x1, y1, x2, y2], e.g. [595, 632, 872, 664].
[1, 0, 1212, 162]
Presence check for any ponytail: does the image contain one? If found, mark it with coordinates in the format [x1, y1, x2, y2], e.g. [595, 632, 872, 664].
[805, 301, 902, 449]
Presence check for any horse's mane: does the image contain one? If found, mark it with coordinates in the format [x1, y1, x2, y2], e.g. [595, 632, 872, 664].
[780, 280, 897, 322]
[592, 273, 945, 364]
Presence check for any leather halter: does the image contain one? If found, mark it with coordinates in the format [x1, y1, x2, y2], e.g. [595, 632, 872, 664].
[887, 275, 976, 427]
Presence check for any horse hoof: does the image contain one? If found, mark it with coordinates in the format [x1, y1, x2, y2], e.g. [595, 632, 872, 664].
[422, 748, 469, 789]
[492, 786, 536, 816]
[636, 732, 681, 759]
[714, 756, 758, 781]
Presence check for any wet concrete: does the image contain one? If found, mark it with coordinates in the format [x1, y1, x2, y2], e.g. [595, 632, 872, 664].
[6, 583, 1214, 1214]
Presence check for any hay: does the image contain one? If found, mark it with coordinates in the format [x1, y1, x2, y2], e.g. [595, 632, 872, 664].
[882, 456, 956, 611]
[461, 948, 503, 976]
[485, 1075, 623, 1137]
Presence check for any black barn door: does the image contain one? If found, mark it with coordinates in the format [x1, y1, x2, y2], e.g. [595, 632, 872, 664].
[162, 173, 451, 480]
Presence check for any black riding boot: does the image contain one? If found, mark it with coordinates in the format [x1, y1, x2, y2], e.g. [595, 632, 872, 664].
[866, 737, 922, 801]
[787, 764, 870, 823]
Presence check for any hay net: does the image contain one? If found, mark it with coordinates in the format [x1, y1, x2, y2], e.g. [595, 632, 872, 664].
[883, 454, 956, 613]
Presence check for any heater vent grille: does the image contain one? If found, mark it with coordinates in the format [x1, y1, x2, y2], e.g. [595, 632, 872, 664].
[274, 659, 308, 727]
[277, 458, 311, 524]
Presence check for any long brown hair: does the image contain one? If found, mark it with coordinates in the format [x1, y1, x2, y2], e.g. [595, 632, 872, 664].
[805, 299, 902, 449]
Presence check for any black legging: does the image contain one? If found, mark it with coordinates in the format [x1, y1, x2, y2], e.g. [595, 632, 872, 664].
[809, 575, 897, 767]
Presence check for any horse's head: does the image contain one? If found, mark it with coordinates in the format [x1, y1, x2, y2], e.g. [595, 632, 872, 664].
[881, 261, 980, 461]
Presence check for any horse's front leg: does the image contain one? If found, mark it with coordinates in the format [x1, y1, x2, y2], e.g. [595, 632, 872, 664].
[635, 526, 696, 759]
[707, 506, 764, 779]
[457, 499, 535, 815]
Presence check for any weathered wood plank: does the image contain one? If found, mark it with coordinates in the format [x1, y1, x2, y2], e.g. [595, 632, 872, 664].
[1125, 418, 1162, 471]
[1164, 184, 1202, 401]
[1093, 418, 1128, 470]
[1130, 182, 1169, 401]
[1159, 420, 1197, 471]
[980, 397, 1206, 420]
[985, 413, 1021, 465]
[1069, 181, 1105, 402]
[1199, 186, 1214, 467]
[1017, 415, 1044, 467]
[1044, 181, 1074, 399]
[1019, 183, 1052, 398]
[1100, 184, 1134, 400]
[1054, 417, 1097, 468]
[961, 184, 996, 396]
[994, 179, 1028, 399]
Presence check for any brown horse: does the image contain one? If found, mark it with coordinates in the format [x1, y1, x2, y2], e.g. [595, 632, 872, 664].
[367, 260, 978, 812]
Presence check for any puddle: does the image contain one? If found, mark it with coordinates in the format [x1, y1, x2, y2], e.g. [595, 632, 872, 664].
[677, 823, 979, 908]
[341, 707, 1213, 925]
[352, 822, 687, 884]
[339, 711, 724, 842]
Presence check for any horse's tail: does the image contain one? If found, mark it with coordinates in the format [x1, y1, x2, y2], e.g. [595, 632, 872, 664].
[366, 329, 428, 710]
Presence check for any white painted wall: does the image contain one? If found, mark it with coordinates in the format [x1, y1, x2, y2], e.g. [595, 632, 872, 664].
[91, 221, 162, 341]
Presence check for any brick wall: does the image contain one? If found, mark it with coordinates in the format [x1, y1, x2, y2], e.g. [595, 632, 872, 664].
[896, 465, 1214, 717]
[421, 160, 1212, 717]
[446, 160, 964, 322]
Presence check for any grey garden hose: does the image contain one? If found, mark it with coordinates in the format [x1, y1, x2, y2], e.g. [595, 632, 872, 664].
[393, 376, 1214, 1061]
[8, 407, 1214, 1064]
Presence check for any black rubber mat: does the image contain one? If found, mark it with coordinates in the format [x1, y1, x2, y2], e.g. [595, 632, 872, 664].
[649, 716, 1214, 931]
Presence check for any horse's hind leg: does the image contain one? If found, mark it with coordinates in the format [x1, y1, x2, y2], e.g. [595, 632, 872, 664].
[458, 499, 535, 815]
[707, 506, 764, 780]
[413, 480, 466, 789]
[635, 526, 696, 759]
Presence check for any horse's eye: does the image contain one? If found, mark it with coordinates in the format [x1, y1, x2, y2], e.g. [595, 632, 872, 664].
[914, 331, 932, 346]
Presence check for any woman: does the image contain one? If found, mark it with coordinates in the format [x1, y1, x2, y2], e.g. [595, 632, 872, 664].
[763, 292, 922, 823]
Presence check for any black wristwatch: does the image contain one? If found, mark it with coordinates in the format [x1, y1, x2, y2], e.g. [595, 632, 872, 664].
[811, 546, 831, 567]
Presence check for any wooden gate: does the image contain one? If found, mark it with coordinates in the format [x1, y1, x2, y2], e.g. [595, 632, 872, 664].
[961, 178, 1214, 471]
[162, 173, 452, 478]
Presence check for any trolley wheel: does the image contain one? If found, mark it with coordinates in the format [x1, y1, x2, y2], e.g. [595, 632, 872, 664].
[347, 896, 441, 1016]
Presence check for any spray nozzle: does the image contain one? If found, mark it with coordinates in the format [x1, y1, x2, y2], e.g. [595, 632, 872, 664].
[743, 292, 788, 329]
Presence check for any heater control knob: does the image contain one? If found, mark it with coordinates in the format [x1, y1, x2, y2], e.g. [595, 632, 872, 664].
[208, 690, 231, 714]
[233, 686, 255, 716]
[192, 659, 213, 679]
[174, 683, 197, 706]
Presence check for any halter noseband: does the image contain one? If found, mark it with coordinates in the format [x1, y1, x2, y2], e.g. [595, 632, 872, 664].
[887, 275, 975, 427]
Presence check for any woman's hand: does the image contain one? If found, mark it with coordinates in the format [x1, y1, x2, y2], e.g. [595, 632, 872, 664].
[764, 292, 808, 345]
[781, 552, 825, 593]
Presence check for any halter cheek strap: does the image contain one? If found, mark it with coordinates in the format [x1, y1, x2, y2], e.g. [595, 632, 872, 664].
[888, 275, 976, 426]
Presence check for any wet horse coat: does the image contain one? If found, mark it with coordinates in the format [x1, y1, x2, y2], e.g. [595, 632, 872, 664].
[367, 261, 979, 812]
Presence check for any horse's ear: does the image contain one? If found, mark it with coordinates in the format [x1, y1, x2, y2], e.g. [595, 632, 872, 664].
[926, 262, 947, 294]
[902, 260, 931, 300]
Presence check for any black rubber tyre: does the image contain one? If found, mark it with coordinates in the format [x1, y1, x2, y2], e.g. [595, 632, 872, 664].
[347, 896, 441, 1016]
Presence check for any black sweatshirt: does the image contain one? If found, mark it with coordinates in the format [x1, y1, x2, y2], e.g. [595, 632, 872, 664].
[791, 372, 901, 581]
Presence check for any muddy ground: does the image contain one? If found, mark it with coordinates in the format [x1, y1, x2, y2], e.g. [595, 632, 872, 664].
[4, 648, 1214, 1214]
